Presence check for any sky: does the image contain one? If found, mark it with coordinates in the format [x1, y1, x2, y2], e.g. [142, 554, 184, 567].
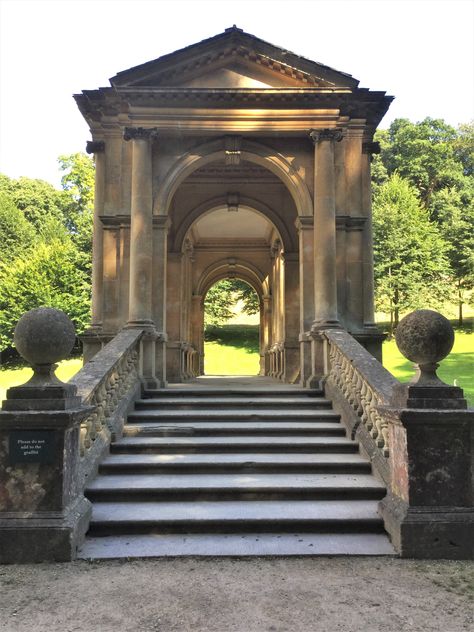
[0, 0, 473, 187]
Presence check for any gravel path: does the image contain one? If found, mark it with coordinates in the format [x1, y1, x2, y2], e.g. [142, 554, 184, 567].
[0, 557, 473, 631]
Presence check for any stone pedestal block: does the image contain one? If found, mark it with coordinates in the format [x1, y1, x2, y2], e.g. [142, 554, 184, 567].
[379, 395, 474, 559]
[0, 406, 93, 563]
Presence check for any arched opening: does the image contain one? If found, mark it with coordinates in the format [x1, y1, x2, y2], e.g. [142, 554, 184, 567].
[164, 155, 301, 384]
[203, 278, 260, 376]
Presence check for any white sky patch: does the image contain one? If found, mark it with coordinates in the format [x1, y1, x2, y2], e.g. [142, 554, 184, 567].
[0, 0, 473, 186]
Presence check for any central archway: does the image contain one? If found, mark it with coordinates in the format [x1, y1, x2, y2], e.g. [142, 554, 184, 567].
[203, 278, 261, 376]
[164, 154, 301, 384]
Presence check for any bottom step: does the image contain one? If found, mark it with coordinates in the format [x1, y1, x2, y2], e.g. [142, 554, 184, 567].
[78, 532, 395, 558]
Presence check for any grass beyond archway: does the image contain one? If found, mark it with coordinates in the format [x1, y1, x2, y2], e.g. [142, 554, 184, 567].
[204, 325, 260, 375]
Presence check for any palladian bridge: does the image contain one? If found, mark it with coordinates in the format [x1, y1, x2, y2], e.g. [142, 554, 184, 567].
[0, 28, 472, 561]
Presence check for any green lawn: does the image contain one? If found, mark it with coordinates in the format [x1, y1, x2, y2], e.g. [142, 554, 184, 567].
[0, 358, 83, 406]
[204, 324, 260, 375]
[1, 325, 472, 406]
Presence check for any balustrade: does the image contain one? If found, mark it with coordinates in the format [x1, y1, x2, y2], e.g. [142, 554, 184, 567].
[321, 328, 398, 483]
[71, 328, 143, 488]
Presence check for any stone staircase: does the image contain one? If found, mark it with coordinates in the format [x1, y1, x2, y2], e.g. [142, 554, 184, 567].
[79, 385, 394, 558]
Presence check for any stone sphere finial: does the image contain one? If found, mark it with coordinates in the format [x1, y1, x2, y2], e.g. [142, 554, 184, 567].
[395, 309, 454, 385]
[13, 308, 76, 391]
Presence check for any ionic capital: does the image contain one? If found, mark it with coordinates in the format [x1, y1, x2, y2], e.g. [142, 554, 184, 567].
[362, 141, 381, 155]
[123, 127, 156, 141]
[309, 128, 344, 145]
[86, 140, 105, 154]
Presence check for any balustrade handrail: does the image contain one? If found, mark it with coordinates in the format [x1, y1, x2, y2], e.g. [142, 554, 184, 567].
[70, 328, 144, 489]
[322, 329, 399, 405]
[321, 328, 400, 481]
[71, 328, 142, 403]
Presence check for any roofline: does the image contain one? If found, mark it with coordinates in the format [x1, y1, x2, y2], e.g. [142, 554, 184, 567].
[110, 26, 359, 88]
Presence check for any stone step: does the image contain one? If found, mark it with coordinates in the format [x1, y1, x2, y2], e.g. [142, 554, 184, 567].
[78, 532, 395, 559]
[122, 421, 346, 437]
[143, 388, 324, 398]
[85, 472, 385, 502]
[127, 409, 340, 422]
[110, 435, 359, 454]
[99, 452, 372, 474]
[88, 499, 386, 536]
[135, 397, 332, 409]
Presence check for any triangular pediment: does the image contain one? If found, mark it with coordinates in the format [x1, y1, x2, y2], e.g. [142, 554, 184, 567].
[110, 27, 359, 90]
[178, 62, 305, 89]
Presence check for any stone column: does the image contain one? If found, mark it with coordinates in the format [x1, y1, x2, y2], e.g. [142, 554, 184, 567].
[86, 141, 105, 330]
[310, 129, 342, 328]
[361, 141, 379, 328]
[81, 141, 106, 363]
[345, 218, 365, 329]
[124, 128, 158, 389]
[283, 253, 300, 382]
[166, 252, 182, 382]
[262, 294, 271, 375]
[124, 127, 154, 327]
[307, 129, 342, 385]
[152, 216, 170, 387]
[296, 217, 314, 385]
[190, 296, 204, 375]
[356, 140, 386, 361]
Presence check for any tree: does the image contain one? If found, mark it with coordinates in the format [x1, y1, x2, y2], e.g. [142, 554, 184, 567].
[0, 236, 90, 351]
[373, 175, 450, 334]
[0, 162, 94, 352]
[204, 279, 260, 327]
[430, 185, 474, 324]
[375, 117, 474, 325]
[0, 174, 69, 230]
[58, 153, 95, 271]
[380, 118, 464, 207]
[0, 191, 36, 263]
[453, 121, 474, 177]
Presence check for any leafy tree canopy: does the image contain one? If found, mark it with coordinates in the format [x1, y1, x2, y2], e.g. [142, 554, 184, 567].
[204, 279, 259, 327]
[373, 174, 450, 332]
[0, 191, 36, 263]
[0, 154, 94, 351]
[374, 118, 474, 324]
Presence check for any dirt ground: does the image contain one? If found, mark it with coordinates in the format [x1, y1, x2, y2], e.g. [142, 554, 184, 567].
[0, 557, 473, 632]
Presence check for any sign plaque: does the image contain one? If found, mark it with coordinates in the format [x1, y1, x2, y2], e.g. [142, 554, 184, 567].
[9, 431, 56, 464]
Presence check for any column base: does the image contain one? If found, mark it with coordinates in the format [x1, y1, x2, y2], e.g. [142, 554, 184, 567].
[299, 333, 312, 387]
[353, 329, 386, 363]
[125, 320, 155, 329]
[80, 329, 115, 363]
[311, 320, 341, 332]
[380, 494, 474, 559]
[0, 496, 92, 563]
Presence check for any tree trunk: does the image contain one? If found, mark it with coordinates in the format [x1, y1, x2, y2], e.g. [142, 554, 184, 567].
[458, 281, 463, 327]
[394, 287, 400, 329]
